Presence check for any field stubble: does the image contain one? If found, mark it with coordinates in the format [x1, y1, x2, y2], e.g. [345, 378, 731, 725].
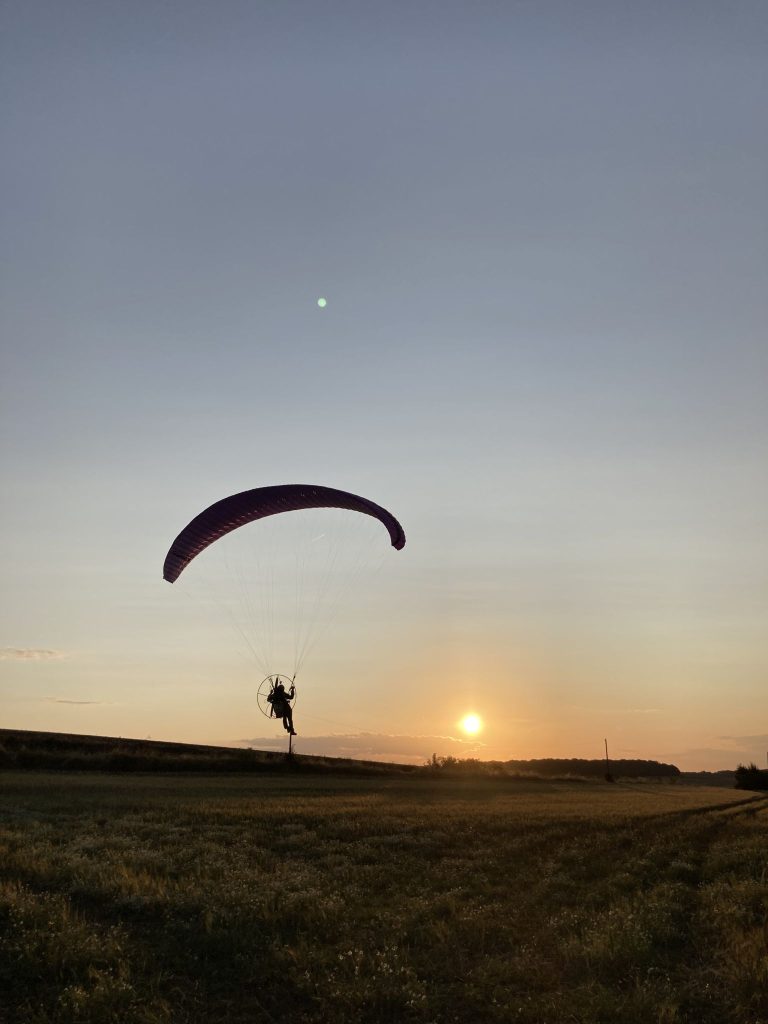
[1, 773, 766, 1024]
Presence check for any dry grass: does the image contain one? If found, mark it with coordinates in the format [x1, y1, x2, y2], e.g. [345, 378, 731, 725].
[1, 772, 766, 1023]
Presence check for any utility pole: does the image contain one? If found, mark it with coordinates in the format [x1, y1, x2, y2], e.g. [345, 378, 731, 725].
[604, 738, 614, 783]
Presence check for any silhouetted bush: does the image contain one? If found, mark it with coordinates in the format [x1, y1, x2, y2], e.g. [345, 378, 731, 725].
[735, 763, 768, 791]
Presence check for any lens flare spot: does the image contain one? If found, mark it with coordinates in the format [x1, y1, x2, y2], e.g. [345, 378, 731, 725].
[460, 713, 482, 735]
[317, 297, 327, 308]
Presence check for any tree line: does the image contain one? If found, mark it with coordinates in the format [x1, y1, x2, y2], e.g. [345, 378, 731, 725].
[427, 755, 680, 779]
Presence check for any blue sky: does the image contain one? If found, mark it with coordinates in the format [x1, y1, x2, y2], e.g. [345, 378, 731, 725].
[1, 1, 766, 769]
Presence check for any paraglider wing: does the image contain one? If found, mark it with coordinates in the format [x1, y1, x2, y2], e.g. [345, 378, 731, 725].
[163, 484, 406, 583]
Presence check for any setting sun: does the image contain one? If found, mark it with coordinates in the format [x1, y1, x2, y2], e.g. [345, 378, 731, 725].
[460, 713, 482, 736]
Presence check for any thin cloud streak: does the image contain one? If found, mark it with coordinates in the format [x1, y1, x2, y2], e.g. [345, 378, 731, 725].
[45, 698, 104, 706]
[0, 648, 68, 661]
[566, 706, 664, 716]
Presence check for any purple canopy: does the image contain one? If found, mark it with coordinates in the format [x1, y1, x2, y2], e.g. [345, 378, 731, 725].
[163, 483, 406, 583]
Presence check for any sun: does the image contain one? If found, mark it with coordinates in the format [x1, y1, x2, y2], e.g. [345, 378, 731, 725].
[460, 713, 482, 736]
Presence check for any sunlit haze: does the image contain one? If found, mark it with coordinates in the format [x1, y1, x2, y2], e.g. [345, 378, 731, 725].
[1, 1, 766, 771]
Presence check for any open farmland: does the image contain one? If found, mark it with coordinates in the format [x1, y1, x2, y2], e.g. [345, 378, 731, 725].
[1, 773, 767, 1024]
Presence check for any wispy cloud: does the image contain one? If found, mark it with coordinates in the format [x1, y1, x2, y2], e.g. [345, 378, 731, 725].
[0, 648, 68, 661]
[720, 734, 768, 746]
[45, 698, 104, 706]
[564, 705, 664, 716]
[240, 732, 484, 764]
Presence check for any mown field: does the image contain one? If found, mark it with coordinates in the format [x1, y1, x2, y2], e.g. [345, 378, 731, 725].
[1, 773, 766, 1024]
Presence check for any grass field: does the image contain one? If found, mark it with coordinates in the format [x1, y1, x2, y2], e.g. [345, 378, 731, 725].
[1, 773, 767, 1024]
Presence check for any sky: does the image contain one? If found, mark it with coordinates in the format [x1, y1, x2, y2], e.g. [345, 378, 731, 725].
[1, 0, 766, 771]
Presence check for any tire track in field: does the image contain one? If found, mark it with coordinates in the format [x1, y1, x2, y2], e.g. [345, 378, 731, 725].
[623, 794, 768, 1023]
[657, 793, 768, 822]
